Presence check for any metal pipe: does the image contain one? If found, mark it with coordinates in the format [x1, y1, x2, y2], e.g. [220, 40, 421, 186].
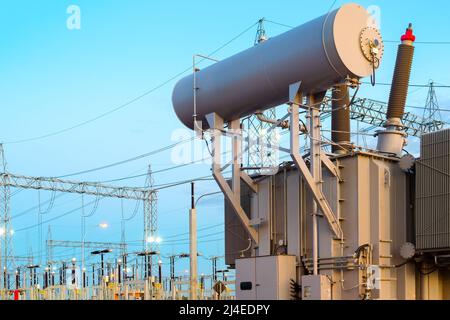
[308, 93, 325, 275]
[255, 112, 289, 129]
[331, 85, 350, 153]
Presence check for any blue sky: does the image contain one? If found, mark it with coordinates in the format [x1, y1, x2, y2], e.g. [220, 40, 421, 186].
[1, 0, 449, 277]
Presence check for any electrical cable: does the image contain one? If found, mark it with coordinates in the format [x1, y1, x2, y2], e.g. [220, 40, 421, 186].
[11, 193, 75, 220]
[265, 19, 450, 46]
[361, 81, 450, 89]
[122, 200, 141, 222]
[3, 21, 259, 145]
[15, 199, 99, 233]
[384, 40, 450, 45]
[54, 136, 196, 179]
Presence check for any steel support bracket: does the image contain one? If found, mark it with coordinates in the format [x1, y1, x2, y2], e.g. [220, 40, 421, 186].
[320, 153, 342, 181]
[288, 84, 343, 240]
[206, 113, 259, 243]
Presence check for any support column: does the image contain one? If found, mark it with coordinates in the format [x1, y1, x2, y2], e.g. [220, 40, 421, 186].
[189, 182, 198, 300]
[289, 84, 342, 241]
[230, 119, 241, 202]
[308, 94, 324, 275]
[206, 113, 258, 243]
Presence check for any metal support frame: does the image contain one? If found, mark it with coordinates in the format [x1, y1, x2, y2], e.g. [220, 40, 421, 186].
[288, 83, 343, 243]
[320, 95, 444, 137]
[0, 161, 155, 291]
[206, 113, 259, 243]
[0, 145, 12, 289]
[0, 172, 151, 201]
[47, 240, 127, 252]
[143, 166, 158, 280]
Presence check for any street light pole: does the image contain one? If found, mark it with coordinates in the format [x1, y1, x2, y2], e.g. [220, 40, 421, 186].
[189, 182, 198, 300]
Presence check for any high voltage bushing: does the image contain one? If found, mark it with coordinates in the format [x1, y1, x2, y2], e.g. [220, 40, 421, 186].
[376, 24, 416, 156]
[386, 24, 416, 121]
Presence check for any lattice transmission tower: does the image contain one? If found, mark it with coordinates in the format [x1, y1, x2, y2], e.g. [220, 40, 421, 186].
[143, 165, 159, 278]
[0, 144, 14, 289]
[245, 18, 278, 172]
[422, 81, 443, 133]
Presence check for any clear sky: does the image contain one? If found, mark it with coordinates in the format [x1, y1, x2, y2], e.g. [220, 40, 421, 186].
[1, 0, 449, 277]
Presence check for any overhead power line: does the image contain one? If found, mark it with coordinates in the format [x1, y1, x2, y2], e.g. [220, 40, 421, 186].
[4, 20, 259, 145]
[384, 40, 450, 45]
[15, 198, 99, 233]
[55, 136, 196, 179]
[265, 19, 450, 45]
[13, 173, 222, 231]
[362, 81, 450, 89]
[4, 72, 187, 145]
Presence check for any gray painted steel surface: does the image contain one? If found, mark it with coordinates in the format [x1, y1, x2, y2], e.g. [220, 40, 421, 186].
[416, 128, 450, 250]
[172, 3, 383, 129]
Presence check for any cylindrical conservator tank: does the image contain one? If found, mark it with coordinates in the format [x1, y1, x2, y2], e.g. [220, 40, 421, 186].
[172, 3, 384, 130]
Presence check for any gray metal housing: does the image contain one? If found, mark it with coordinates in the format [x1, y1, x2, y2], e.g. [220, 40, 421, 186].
[416, 128, 450, 251]
[172, 3, 383, 129]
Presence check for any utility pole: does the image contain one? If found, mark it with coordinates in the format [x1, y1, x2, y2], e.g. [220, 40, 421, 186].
[189, 182, 198, 300]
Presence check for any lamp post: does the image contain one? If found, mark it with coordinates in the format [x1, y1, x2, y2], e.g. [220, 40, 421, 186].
[144, 236, 162, 280]
[82, 222, 109, 280]
[136, 250, 158, 300]
[91, 249, 112, 300]
[91, 249, 112, 281]
[189, 189, 222, 300]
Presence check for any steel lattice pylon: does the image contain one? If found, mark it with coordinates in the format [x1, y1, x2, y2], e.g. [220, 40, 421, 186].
[245, 108, 279, 172]
[244, 19, 279, 171]
[143, 165, 159, 278]
[0, 144, 14, 289]
[321, 94, 445, 137]
[422, 81, 443, 133]
[254, 18, 268, 45]
[0, 145, 155, 291]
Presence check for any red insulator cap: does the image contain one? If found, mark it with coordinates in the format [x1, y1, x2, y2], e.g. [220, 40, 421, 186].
[401, 23, 416, 42]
